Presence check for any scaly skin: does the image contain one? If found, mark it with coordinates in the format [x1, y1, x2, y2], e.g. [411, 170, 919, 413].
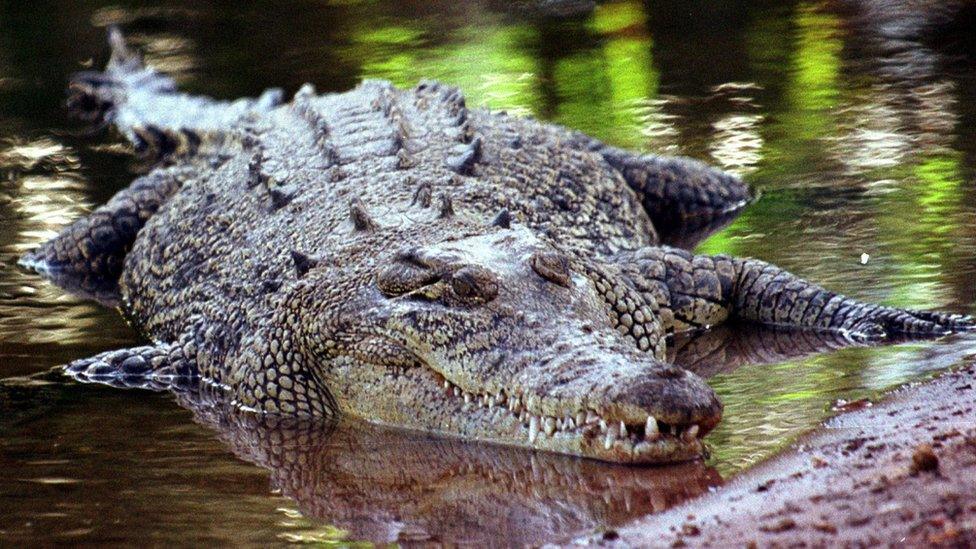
[21, 30, 972, 463]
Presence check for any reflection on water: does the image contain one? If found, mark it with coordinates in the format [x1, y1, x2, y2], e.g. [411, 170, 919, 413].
[181, 394, 719, 545]
[3, 323, 928, 546]
[0, 373, 720, 546]
[1, 0, 975, 544]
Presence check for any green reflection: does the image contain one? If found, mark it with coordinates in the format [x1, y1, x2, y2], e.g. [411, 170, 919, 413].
[875, 152, 965, 308]
[352, 19, 543, 115]
[556, 1, 657, 147]
[698, 4, 845, 258]
[791, 5, 841, 112]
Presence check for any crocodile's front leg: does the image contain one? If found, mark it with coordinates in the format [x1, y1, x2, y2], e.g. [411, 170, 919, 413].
[616, 247, 972, 340]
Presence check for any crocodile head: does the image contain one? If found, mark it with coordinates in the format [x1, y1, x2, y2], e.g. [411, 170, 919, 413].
[309, 226, 722, 463]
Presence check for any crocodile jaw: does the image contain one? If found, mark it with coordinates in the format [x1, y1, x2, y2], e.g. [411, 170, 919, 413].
[323, 346, 720, 464]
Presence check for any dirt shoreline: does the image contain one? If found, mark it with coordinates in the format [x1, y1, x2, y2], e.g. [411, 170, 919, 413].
[562, 363, 976, 547]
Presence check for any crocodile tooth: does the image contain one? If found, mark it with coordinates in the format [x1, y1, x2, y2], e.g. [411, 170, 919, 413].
[463, 392, 471, 404]
[453, 387, 461, 397]
[565, 416, 575, 430]
[488, 396, 495, 409]
[683, 424, 700, 442]
[620, 438, 633, 454]
[619, 421, 627, 438]
[529, 416, 539, 443]
[443, 380, 450, 389]
[544, 417, 556, 436]
[556, 418, 564, 431]
[645, 416, 659, 441]
[604, 429, 616, 450]
[599, 419, 608, 432]
[496, 392, 506, 405]
[576, 412, 586, 426]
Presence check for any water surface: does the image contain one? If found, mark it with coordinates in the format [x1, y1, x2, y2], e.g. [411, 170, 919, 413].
[2, 0, 975, 545]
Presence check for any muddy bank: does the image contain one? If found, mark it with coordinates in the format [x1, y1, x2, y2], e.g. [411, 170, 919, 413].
[565, 363, 976, 547]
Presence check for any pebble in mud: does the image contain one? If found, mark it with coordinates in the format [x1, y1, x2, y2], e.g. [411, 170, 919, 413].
[910, 444, 939, 474]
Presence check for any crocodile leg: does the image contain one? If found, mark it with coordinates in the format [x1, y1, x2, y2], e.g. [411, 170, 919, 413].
[19, 166, 189, 279]
[598, 146, 752, 244]
[616, 247, 972, 340]
[564, 131, 752, 244]
[69, 27, 282, 160]
[726, 256, 972, 339]
[65, 341, 197, 391]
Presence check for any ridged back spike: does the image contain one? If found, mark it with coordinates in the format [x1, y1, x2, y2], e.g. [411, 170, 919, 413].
[246, 150, 271, 189]
[268, 185, 295, 210]
[411, 181, 433, 208]
[289, 250, 319, 279]
[349, 199, 379, 232]
[492, 209, 512, 229]
[395, 149, 414, 170]
[291, 85, 332, 146]
[440, 85, 467, 116]
[445, 137, 482, 176]
[438, 193, 455, 219]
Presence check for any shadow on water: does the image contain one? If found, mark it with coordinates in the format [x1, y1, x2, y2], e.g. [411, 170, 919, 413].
[2, 0, 976, 545]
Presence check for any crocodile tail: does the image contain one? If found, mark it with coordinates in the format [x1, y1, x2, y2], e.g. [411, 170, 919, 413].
[67, 28, 282, 160]
[67, 27, 177, 125]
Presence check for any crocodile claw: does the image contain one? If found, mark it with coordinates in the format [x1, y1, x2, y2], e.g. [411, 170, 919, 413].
[848, 308, 974, 341]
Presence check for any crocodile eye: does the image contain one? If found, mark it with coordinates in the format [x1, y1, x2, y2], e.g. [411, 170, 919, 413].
[450, 266, 498, 303]
[377, 252, 441, 296]
[531, 251, 572, 287]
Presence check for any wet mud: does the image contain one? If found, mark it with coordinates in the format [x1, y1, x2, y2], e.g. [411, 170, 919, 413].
[570, 362, 976, 547]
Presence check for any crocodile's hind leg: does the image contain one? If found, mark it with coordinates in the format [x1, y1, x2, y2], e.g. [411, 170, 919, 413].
[566, 131, 752, 246]
[69, 27, 283, 161]
[20, 165, 189, 280]
[598, 146, 753, 246]
[616, 246, 973, 341]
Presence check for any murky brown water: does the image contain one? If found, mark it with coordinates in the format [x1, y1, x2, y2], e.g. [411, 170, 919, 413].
[2, 0, 975, 545]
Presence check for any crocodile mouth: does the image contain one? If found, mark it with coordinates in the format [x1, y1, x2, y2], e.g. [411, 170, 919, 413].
[423, 367, 714, 464]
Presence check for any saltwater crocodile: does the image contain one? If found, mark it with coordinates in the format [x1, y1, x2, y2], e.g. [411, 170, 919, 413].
[21, 30, 972, 463]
